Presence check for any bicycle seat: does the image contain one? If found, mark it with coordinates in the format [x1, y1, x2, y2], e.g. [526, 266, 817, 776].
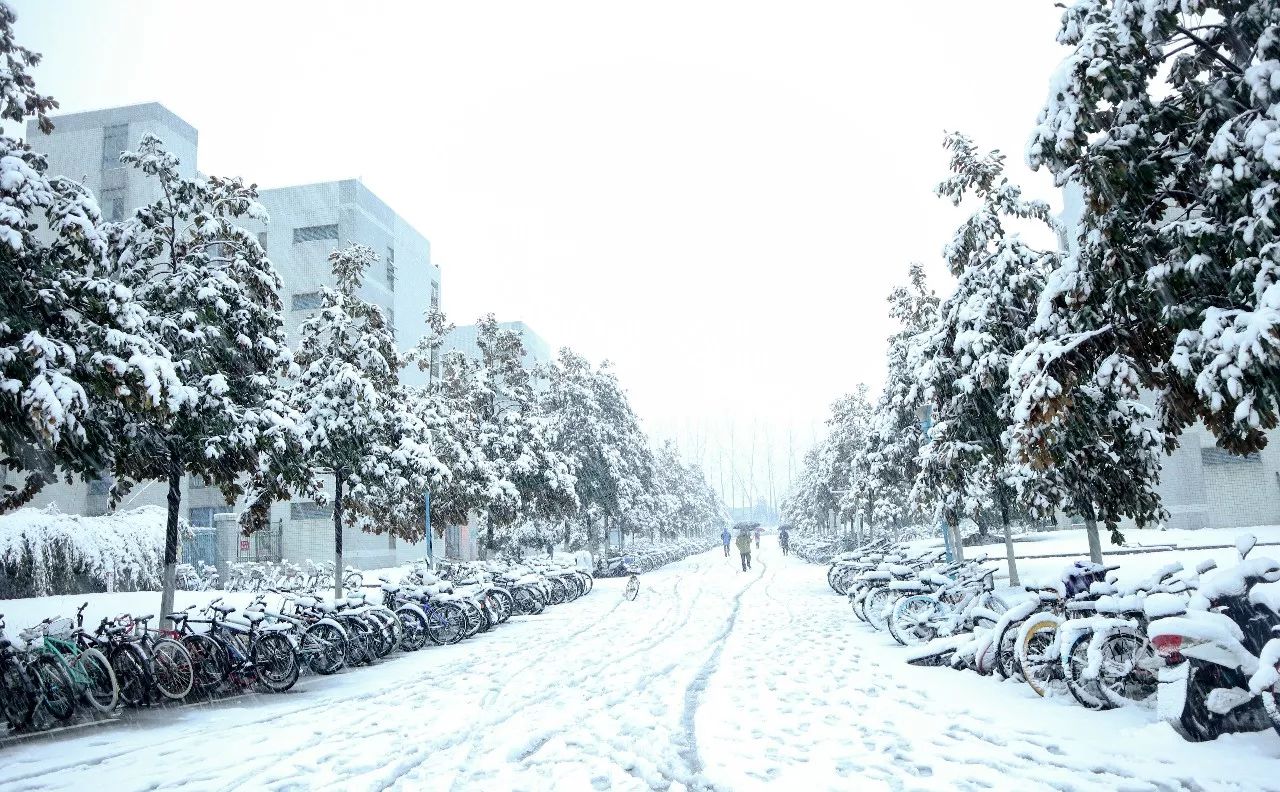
[296, 597, 317, 608]
[165, 612, 188, 622]
[136, 614, 155, 622]
[212, 604, 236, 614]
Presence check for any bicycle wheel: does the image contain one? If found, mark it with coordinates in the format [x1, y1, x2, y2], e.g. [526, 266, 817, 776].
[888, 595, 941, 647]
[181, 634, 231, 694]
[577, 571, 594, 595]
[1096, 628, 1159, 708]
[426, 604, 465, 646]
[301, 622, 347, 675]
[512, 587, 541, 616]
[337, 617, 373, 667]
[490, 589, 514, 623]
[993, 619, 1022, 681]
[73, 647, 119, 714]
[1063, 631, 1110, 709]
[31, 654, 76, 722]
[367, 612, 398, 658]
[1017, 619, 1064, 698]
[547, 577, 568, 606]
[251, 633, 299, 693]
[149, 638, 195, 700]
[864, 588, 898, 633]
[109, 643, 150, 707]
[1, 659, 36, 729]
[396, 608, 429, 653]
[624, 575, 640, 601]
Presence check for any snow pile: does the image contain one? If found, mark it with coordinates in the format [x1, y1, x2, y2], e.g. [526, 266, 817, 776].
[0, 505, 187, 596]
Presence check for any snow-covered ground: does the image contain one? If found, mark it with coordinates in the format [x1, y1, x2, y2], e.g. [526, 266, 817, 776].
[2, 539, 1278, 791]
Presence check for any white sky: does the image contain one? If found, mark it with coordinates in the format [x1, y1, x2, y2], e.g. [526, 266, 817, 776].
[12, 0, 1070, 508]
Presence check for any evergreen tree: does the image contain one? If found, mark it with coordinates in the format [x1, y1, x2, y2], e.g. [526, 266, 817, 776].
[1027, 1, 1280, 453]
[291, 244, 444, 594]
[104, 135, 316, 622]
[911, 134, 1056, 584]
[0, 5, 183, 512]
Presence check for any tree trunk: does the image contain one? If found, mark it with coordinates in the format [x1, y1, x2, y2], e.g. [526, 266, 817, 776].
[1083, 509, 1103, 564]
[997, 491, 1020, 586]
[159, 455, 182, 630]
[334, 468, 345, 599]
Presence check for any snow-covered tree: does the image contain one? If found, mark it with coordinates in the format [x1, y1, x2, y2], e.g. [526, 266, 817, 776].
[1026, 1, 1280, 453]
[852, 264, 937, 542]
[911, 134, 1057, 584]
[0, 5, 183, 512]
[291, 244, 445, 594]
[103, 135, 319, 621]
[539, 348, 651, 559]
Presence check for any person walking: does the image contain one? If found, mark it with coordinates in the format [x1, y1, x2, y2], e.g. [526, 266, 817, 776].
[736, 527, 753, 572]
[778, 525, 791, 556]
[721, 527, 732, 558]
[753, 525, 763, 550]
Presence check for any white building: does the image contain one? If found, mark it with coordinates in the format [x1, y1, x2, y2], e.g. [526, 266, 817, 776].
[24, 102, 441, 570]
[1059, 184, 1280, 530]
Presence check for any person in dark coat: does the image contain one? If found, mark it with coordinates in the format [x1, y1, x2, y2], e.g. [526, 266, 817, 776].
[721, 527, 732, 557]
[778, 525, 791, 556]
[735, 528, 753, 571]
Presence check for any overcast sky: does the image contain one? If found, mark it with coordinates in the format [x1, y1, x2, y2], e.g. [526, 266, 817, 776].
[11, 0, 1071, 508]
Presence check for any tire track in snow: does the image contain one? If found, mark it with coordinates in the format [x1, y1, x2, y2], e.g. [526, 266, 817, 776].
[676, 554, 767, 787]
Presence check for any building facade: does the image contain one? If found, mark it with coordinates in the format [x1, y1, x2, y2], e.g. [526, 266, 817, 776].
[441, 320, 551, 368]
[23, 102, 441, 570]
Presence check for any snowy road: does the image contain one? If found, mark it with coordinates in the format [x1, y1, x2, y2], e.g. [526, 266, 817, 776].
[3, 539, 1279, 791]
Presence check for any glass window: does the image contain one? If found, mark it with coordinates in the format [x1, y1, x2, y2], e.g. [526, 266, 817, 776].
[257, 232, 268, 252]
[188, 506, 230, 528]
[290, 502, 332, 521]
[102, 124, 127, 170]
[430, 281, 440, 310]
[387, 247, 396, 290]
[292, 292, 323, 311]
[292, 224, 339, 243]
[99, 188, 125, 222]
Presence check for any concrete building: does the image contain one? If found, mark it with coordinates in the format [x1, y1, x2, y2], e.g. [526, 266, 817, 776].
[1058, 184, 1280, 531]
[24, 102, 441, 570]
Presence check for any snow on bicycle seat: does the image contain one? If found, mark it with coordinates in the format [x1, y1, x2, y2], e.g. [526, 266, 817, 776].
[296, 596, 317, 608]
[241, 611, 267, 624]
[888, 565, 914, 578]
[420, 573, 440, 585]
[862, 570, 892, 581]
[164, 612, 188, 622]
[381, 583, 401, 593]
[889, 580, 929, 592]
[921, 571, 954, 587]
[212, 604, 236, 614]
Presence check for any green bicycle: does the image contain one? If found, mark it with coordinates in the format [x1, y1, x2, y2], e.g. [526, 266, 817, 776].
[25, 606, 119, 715]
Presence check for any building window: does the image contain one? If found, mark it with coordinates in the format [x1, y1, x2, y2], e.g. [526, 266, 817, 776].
[190, 474, 210, 489]
[99, 188, 125, 222]
[386, 247, 395, 290]
[257, 232, 268, 252]
[430, 281, 440, 311]
[189, 506, 231, 529]
[102, 124, 127, 170]
[290, 502, 332, 521]
[292, 224, 339, 243]
[292, 291, 323, 311]
[1201, 447, 1262, 465]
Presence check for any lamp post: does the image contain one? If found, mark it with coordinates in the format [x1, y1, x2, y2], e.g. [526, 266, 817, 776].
[334, 463, 350, 599]
[915, 404, 955, 562]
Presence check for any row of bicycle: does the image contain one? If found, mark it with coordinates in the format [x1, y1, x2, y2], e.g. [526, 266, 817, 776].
[827, 535, 1280, 743]
[175, 560, 364, 593]
[0, 557, 594, 734]
[594, 535, 721, 578]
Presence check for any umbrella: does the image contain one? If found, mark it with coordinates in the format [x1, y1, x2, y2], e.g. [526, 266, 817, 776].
[734, 521, 760, 531]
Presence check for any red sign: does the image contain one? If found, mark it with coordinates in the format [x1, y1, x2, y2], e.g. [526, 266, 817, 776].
[239, 539, 250, 551]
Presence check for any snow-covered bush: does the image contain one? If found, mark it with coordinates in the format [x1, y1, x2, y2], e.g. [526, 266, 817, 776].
[0, 505, 190, 597]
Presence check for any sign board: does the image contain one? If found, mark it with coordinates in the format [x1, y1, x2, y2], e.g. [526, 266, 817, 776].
[239, 538, 250, 551]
